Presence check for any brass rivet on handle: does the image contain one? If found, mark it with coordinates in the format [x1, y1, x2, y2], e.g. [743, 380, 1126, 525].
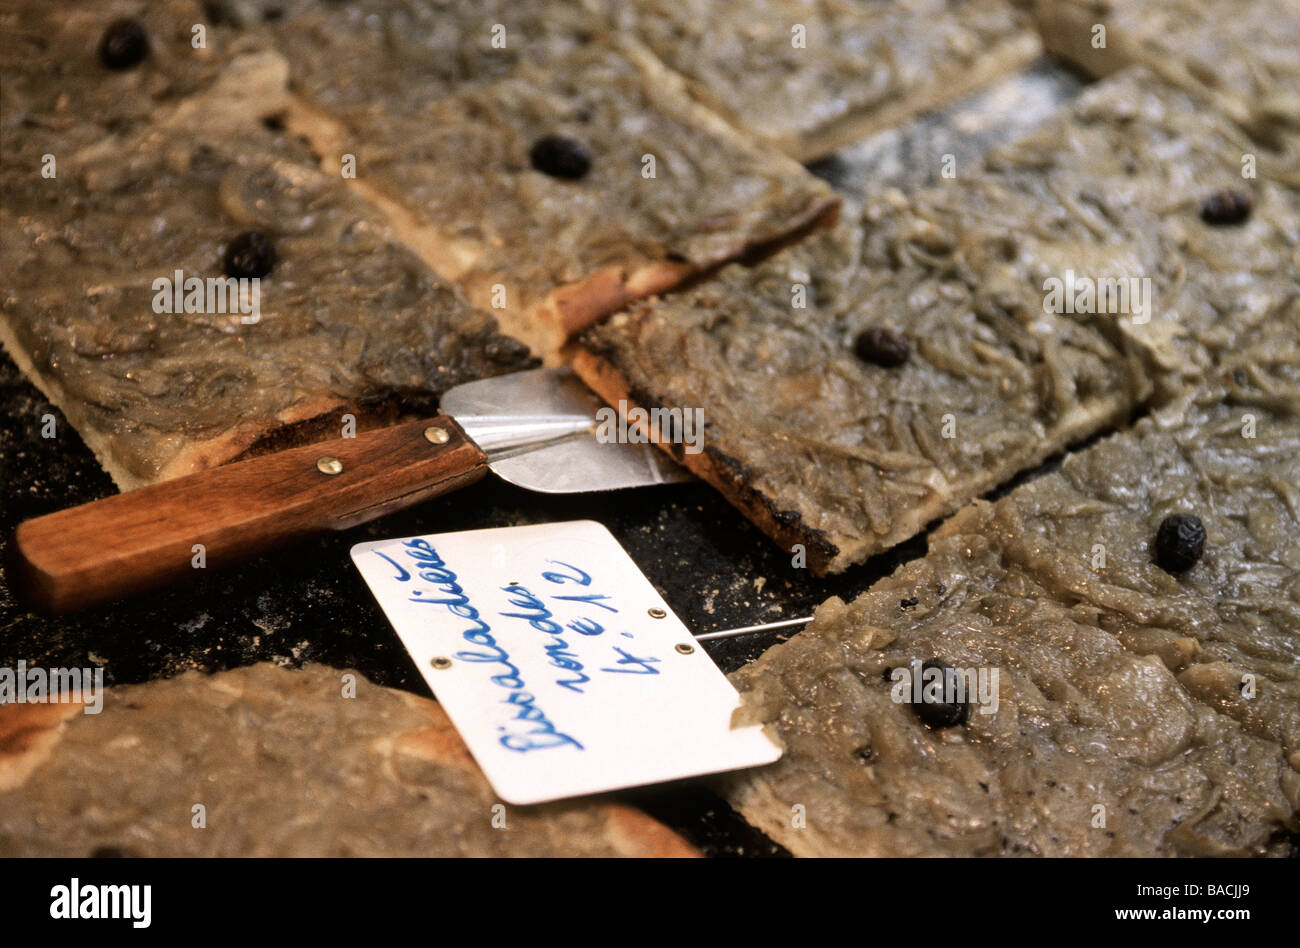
[648, 607, 667, 619]
[431, 657, 452, 670]
[675, 643, 695, 655]
[316, 456, 344, 476]
[424, 425, 451, 445]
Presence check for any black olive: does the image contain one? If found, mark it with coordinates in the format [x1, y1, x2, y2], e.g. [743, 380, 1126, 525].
[529, 134, 591, 180]
[854, 327, 910, 367]
[223, 231, 277, 279]
[899, 597, 919, 609]
[911, 658, 969, 729]
[98, 18, 150, 71]
[1199, 189, 1253, 226]
[1155, 513, 1206, 573]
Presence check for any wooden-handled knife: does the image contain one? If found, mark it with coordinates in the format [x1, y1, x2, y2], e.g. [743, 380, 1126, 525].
[13, 368, 690, 613]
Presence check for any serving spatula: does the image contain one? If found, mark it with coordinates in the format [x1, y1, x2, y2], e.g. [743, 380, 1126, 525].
[14, 367, 691, 613]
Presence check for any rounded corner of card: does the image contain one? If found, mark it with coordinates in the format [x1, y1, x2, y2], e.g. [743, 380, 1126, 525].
[349, 539, 379, 562]
[571, 519, 615, 538]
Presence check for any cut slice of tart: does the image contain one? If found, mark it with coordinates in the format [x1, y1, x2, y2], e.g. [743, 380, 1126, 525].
[275, 36, 838, 361]
[574, 71, 1300, 571]
[613, 0, 1042, 161]
[0, 663, 700, 857]
[1034, 0, 1300, 170]
[576, 197, 1148, 574]
[722, 385, 1300, 856]
[1, 75, 532, 488]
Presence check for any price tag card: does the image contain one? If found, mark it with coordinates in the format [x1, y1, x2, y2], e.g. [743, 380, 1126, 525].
[351, 520, 781, 805]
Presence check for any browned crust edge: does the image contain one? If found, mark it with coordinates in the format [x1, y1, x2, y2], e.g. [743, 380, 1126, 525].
[285, 87, 841, 366]
[1, 311, 450, 491]
[0, 317, 418, 493]
[153, 395, 361, 483]
[0, 669, 701, 857]
[390, 693, 701, 856]
[570, 346, 844, 573]
[0, 700, 81, 793]
[545, 193, 841, 345]
[598, 804, 704, 858]
[572, 341, 1142, 576]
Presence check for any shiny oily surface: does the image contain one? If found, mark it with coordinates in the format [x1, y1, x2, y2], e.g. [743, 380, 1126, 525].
[581, 71, 1300, 572]
[582, 200, 1143, 573]
[615, 0, 1036, 155]
[0, 663, 696, 857]
[725, 389, 1300, 857]
[0, 128, 531, 486]
[327, 40, 832, 308]
[0, 0, 256, 139]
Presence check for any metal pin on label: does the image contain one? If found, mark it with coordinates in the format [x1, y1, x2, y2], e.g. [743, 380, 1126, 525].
[693, 616, 813, 642]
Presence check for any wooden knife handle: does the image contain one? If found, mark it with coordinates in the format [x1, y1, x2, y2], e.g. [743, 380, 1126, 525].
[13, 416, 488, 614]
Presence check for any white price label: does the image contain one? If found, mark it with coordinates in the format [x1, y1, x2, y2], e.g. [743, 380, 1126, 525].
[351, 520, 780, 805]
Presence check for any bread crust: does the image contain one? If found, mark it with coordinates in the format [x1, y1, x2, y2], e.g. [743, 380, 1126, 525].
[0, 700, 81, 793]
[283, 44, 841, 366]
[1, 315, 422, 490]
[0, 664, 701, 857]
[572, 339, 1137, 575]
[571, 345, 842, 572]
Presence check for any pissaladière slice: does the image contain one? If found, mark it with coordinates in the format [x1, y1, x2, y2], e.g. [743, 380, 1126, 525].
[612, 0, 1041, 161]
[575, 70, 1300, 573]
[277, 37, 839, 361]
[0, 0, 274, 146]
[0, 663, 699, 857]
[574, 201, 1149, 575]
[248, 0, 609, 115]
[1, 114, 532, 489]
[1034, 0, 1300, 172]
[721, 387, 1300, 857]
[976, 69, 1300, 396]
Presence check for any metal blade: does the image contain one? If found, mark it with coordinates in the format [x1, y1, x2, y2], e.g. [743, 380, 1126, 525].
[439, 367, 693, 494]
